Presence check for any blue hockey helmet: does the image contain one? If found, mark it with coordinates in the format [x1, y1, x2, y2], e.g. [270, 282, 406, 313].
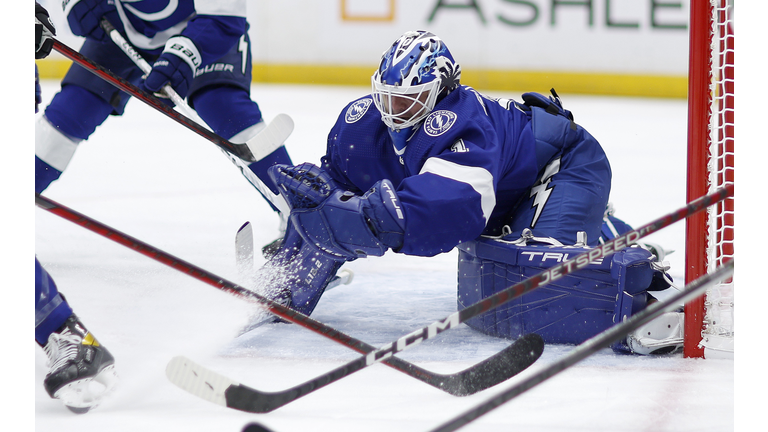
[371, 31, 461, 130]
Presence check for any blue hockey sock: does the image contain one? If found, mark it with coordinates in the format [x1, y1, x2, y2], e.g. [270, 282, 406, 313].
[192, 85, 293, 195]
[44, 85, 114, 140]
[35, 258, 74, 345]
[248, 146, 292, 195]
[191, 85, 263, 139]
[35, 156, 62, 194]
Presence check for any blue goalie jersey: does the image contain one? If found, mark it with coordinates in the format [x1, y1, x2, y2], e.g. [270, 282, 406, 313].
[320, 86, 611, 257]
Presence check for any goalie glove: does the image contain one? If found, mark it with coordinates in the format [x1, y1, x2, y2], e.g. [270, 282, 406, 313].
[269, 163, 406, 261]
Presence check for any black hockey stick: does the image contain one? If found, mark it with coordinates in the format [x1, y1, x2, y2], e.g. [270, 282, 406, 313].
[51, 37, 258, 161]
[160, 184, 733, 412]
[429, 259, 734, 432]
[35, 193, 544, 398]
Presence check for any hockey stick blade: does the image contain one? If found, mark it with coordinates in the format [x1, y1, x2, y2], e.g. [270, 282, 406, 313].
[165, 333, 544, 413]
[36, 193, 538, 400]
[429, 260, 734, 432]
[244, 114, 294, 161]
[236, 222, 255, 275]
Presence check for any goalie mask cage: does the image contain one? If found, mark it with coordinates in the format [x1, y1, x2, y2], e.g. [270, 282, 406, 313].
[684, 0, 734, 359]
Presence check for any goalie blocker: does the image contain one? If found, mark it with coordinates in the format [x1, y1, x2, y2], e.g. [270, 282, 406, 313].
[457, 219, 680, 355]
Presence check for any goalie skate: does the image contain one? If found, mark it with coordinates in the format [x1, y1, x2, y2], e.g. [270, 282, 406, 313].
[43, 314, 118, 413]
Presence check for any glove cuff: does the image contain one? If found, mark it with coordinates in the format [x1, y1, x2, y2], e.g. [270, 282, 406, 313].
[163, 36, 202, 74]
[366, 180, 406, 251]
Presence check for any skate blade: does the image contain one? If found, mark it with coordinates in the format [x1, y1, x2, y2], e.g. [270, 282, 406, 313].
[54, 365, 118, 413]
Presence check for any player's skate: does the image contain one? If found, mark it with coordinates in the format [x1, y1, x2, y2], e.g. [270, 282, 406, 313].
[43, 314, 118, 413]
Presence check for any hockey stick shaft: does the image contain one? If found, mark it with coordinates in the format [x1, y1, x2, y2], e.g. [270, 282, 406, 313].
[50, 37, 255, 161]
[34, 193, 538, 397]
[430, 259, 734, 432]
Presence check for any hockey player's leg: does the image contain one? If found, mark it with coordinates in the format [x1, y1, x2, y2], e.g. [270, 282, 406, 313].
[506, 135, 611, 246]
[36, 259, 118, 413]
[187, 28, 294, 241]
[36, 86, 113, 192]
[36, 38, 144, 193]
[36, 258, 73, 345]
[42, 314, 118, 414]
[192, 85, 293, 251]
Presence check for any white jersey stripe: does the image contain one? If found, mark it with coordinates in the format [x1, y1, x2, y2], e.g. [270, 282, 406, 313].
[419, 158, 496, 224]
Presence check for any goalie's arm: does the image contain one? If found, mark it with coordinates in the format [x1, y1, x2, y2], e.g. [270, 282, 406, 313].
[269, 164, 406, 261]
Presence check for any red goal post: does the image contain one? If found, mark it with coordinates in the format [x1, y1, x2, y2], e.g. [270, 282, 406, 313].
[684, 0, 734, 359]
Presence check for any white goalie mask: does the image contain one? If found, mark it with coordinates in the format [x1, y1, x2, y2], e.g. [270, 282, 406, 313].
[371, 31, 461, 131]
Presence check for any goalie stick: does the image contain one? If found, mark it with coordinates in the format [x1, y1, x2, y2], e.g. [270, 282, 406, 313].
[429, 260, 735, 432]
[164, 184, 733, 412]
[34, 193, 545, 399]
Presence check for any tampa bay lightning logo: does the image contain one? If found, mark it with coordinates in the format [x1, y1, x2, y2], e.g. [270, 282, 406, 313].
[424, 110, 457, 136]
[345, 98, 372, 124]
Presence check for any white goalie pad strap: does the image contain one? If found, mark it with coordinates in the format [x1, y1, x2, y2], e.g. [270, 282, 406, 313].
[163, 36, 202, 73]
[419, 158, 496, 223]
[35, 116, 80, 172]
[626, 311, 684, 355]
[222, 148, 291, 218]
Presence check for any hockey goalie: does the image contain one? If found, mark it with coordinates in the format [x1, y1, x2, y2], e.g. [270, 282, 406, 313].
[244, 30, 682, 355]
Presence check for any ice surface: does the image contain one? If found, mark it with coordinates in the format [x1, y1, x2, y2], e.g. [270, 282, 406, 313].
[32, 81, 736, 432]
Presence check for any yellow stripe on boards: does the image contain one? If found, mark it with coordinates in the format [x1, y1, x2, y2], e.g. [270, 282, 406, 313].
[35, 58, 687, 99]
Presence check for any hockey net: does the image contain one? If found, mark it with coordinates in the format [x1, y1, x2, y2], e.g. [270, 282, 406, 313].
[683, 0, 734, 359]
